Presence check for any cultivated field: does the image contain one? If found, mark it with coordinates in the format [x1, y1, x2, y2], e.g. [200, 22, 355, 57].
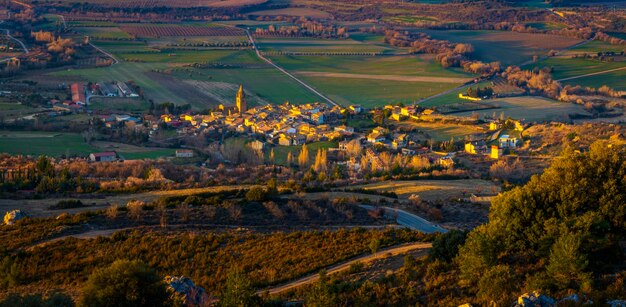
[120, 24, 244, 38]
[352, 179, 500, 201]
[398, 122, 485, 141]
[89, 97, 149, 112]
[298, 76, 458, 107]
[246, 7, 332, 18]
[527, 56, 626, 80]
[0, 131, 177, 158]
[27, 0, 267, 8]
[0, 131, 96, 157]
[453, 96, 591, 122]
[257, 38, 393, 54]
[421, 30, 584, 65]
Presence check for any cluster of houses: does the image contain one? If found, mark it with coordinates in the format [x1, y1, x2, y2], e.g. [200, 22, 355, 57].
[159, 86, 354, 146]
[82, 84, 528, 168]
[464, 119, 524, 159]
[50, 81, 139, 114]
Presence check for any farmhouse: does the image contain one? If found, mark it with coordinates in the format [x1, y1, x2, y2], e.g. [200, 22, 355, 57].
[499, 135, 518, 148]
[89, 151, 117, 162]
[175, 149, 194, 158]
[117, 82, 138, 97]
[70, 83, 86, 105]
[97, 82, 119, 97]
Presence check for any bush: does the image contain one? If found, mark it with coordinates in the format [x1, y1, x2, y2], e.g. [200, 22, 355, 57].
[245, 187, 268, 202]
[48, 200, 84, 210]
[79, 260, 168, 307]
[429, 230, 467, 262]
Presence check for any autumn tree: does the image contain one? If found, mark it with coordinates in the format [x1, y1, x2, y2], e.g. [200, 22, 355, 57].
[298, 144, 309, 169]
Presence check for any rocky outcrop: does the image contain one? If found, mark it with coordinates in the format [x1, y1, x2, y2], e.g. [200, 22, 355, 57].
[515, 291, 556, 307]
[3, 210, 26, 225]
[164, 275, 210, 307]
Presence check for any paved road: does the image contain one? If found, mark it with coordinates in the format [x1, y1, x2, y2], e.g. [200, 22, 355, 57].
[258, 242, 432, 296]
[90, 42, 119, 65]
[244, 29, 339, 106]
[0, 27, 28, 54]
[360, 205, 448, 233]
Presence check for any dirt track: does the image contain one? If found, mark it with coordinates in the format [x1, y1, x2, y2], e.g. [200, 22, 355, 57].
[258, 242, 432, 295]
[297, 71, 470, 84]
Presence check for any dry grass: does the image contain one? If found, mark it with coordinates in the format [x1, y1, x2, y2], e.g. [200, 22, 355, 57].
[352, 179, 500, 201]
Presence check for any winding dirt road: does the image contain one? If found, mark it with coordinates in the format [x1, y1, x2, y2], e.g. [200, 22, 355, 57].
[258, 242, 432, 296]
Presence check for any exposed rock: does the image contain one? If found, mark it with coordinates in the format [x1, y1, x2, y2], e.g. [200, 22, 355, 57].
[515, 291, 556, 307]
[164, 275, 209, 307]
[559, 294, 580, 304]
[3, 210, 27, 225]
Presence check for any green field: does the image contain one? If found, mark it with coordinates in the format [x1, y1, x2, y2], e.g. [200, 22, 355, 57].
[452, 96, 590, 122]
[526, 56, 626, 80]
[116, 49, 259, 64]
[76, 27, 132, 39]
[421, 30, 583, 65]
[89, 97, 151, 112]
[298, 76, 458, 107]
[0, 131, 96, 157]
[0, 131, 177, 158]
[268, 54, 471, 77]
[566, 40, 626, 54]
[257, 38, 394, 54]
[171, 67, 322, 105]
[562, 69, 626, 91]
[399, 121, 485, 141]
[119, 149, 176, 160]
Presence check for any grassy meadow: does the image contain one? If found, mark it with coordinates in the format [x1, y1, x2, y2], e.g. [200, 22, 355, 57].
[0, 131, 176, 158]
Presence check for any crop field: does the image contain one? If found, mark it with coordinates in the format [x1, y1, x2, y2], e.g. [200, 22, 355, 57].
[421, 30, 584, 65]
[181, 80, 269, 106]
[115, 49, 257, 64]
[352, 179, 499, 201]
[171, 67, 322, 105]
[120, 24, 244, 38]
[452, 96, 591, 122]
[564, 40, 626, 54]
[562, 69, 626, 91]
[92, 141, 176, 160]
[299, 75, 458, 107]
[269, 54, 471, 77]
[0, 131, 96, 157]
[398, 121, 485, 141]
[27, 0, 267, 8]
[527, 56, 626, 80]
[246, 7, 332, 18]
[524, 21, 567, 30]
[89, 97, 150, 112]
[257, 38, 394, 54]
[75, 27, 132, 40]
[382, 15, 438, 23]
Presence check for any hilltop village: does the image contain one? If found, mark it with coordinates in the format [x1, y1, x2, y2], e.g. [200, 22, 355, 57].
[52, 83, 527, 170]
